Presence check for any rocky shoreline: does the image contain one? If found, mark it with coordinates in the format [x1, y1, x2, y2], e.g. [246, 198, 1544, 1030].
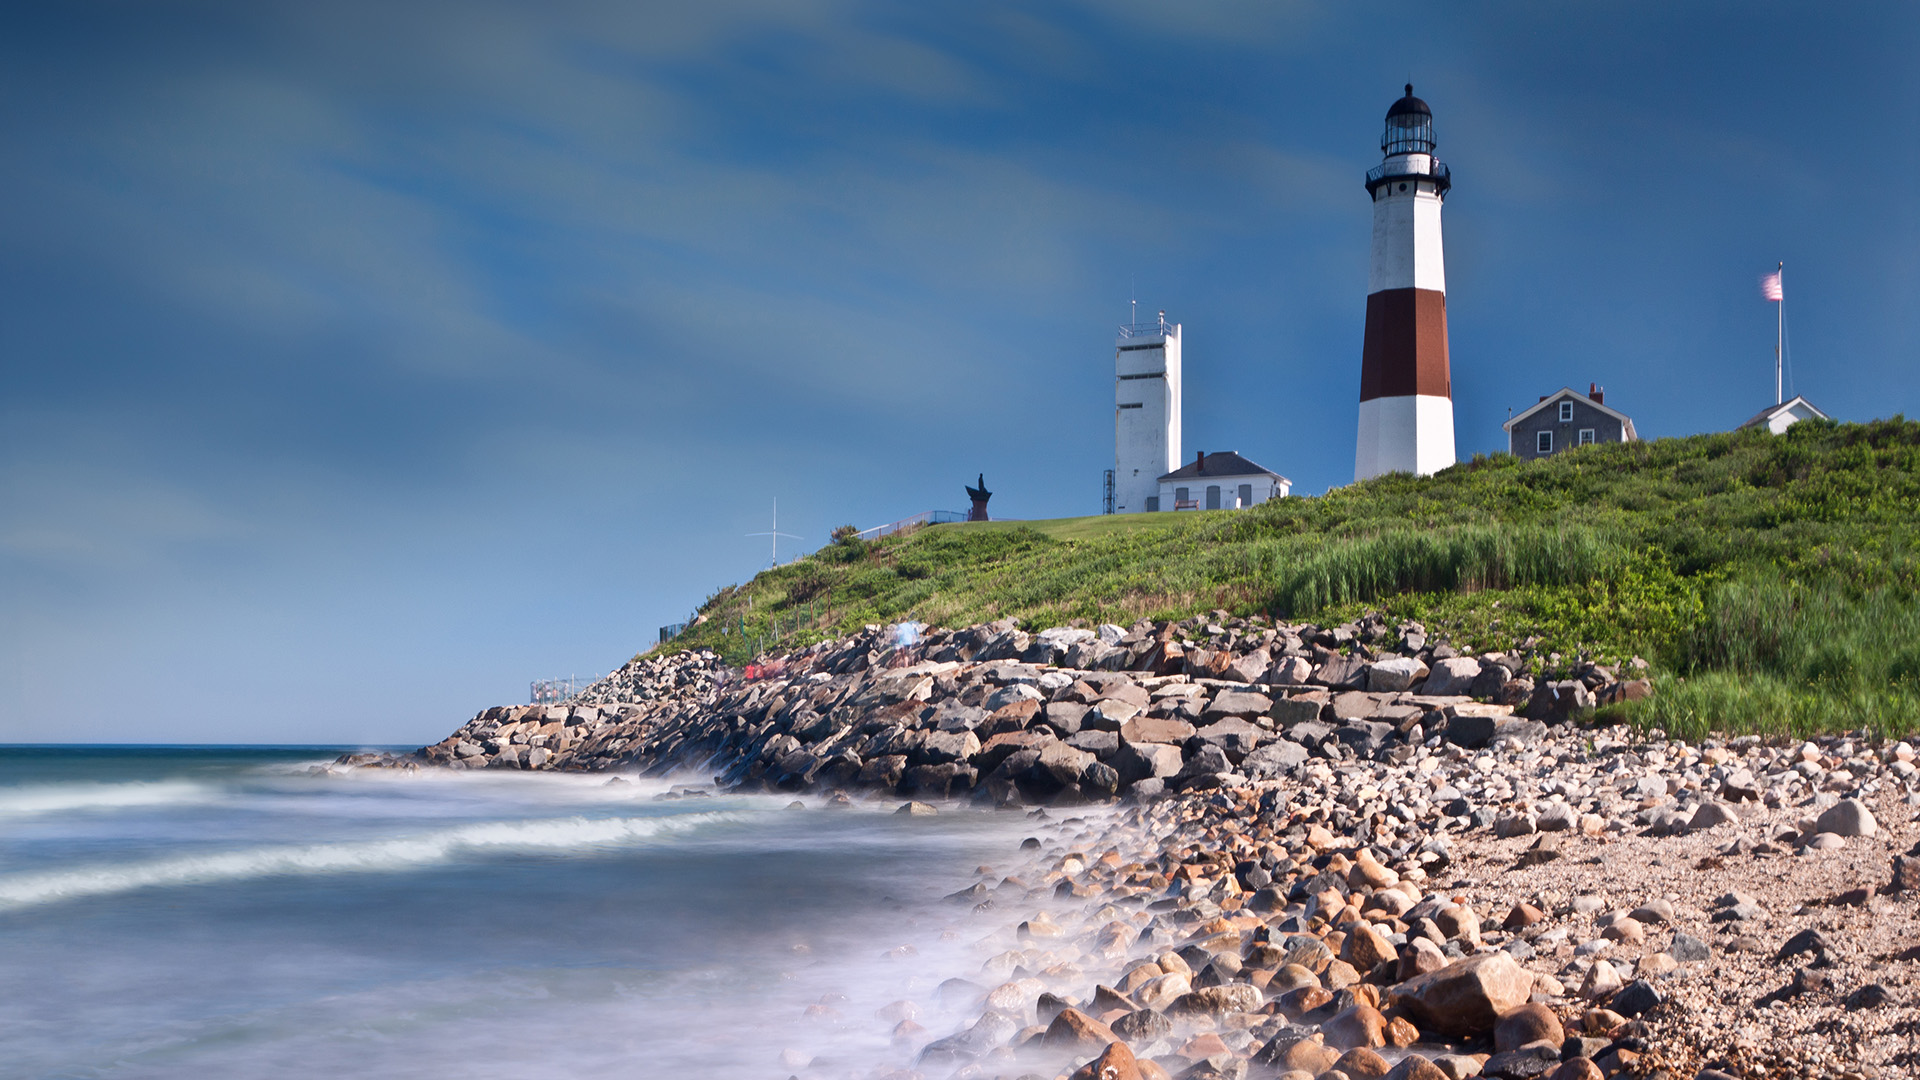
[354, 614, 1920, 1078]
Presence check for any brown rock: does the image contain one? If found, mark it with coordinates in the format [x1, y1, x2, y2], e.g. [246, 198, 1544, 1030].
[1333, 1046, 1392, 1079]
[1349, 849, 1399, 889]
[1493, 1003, 1564, 1052]
[1043, 1007, 1119, 1051]
[1434, 904, 1481, 946]
[1274, 985, 1333, 1017]
[1253, 1032, 1340, 1074]
[1384, 1056, 1451, 1080]
[1178, 1033, 1231, 1059]
[1384, 1016, 1420, 1048]
[1601, 917, 1645, 944]
[1391, 952, 1534, 1038]
[1581, 1008, 1627, 1036]
[1069, 1041, 1143, 1080]
[1548, 1060, 1604, 1080]
[1398, 936, 1448, 981]
[1502, 902, 1545, 930]
[1322, 1004, 1388, 1050]
[1343, 922, 1398, 973]
[1324, 959, 1362, 989]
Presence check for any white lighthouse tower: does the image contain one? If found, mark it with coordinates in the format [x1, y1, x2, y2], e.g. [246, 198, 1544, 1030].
[1355, 85, 1456, 481]
[1113, 309, 1181, 513]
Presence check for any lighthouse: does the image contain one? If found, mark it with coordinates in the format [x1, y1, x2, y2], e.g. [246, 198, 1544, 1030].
[1355, 85, 1455, 481]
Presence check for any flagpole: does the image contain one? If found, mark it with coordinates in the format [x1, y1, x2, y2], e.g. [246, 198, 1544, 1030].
[1775, 261, 1784, 406]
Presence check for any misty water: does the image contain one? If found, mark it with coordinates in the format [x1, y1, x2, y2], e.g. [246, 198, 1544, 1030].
[0, 747, 1032, 1079]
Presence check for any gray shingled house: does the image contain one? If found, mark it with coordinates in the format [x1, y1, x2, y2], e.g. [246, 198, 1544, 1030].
[1502, 384, 1637, 461]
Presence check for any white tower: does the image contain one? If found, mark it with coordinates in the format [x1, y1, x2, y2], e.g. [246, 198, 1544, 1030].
[1355, 84, 1456, 481]
[1114, 310, 1181, 513]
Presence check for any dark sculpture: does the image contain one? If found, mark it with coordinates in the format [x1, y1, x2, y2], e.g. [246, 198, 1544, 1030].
[966, 474, 992, 522]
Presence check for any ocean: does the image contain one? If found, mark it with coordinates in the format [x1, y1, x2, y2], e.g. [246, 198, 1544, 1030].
[0, 747, 1033, 1079]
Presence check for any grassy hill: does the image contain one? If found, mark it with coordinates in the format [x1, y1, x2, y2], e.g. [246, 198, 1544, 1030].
[668, 418, 1920, 740]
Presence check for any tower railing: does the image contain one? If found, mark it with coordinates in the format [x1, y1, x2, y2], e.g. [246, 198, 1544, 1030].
[1116, 319, 1174, 339]
[1366, 159, 1451, 195]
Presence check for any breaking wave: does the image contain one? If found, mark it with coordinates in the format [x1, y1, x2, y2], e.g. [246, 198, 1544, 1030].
[0, 780, 217, 816]
[0, 810, 742, 911]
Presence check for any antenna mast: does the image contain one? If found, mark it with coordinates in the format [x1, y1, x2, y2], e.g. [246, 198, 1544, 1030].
[745, 497, 803, 569]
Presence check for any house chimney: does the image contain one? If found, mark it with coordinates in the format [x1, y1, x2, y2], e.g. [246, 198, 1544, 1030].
[1590, 382, 1604, 405]
[1195, 450, 1205, 470]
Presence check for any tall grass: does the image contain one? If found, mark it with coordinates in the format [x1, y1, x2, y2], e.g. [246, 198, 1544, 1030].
[1263, 524, 1627, 616]
[1630, 578, 1920, 739]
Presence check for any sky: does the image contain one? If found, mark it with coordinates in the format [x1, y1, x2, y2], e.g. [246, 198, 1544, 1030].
[3, 1, 1915, 744]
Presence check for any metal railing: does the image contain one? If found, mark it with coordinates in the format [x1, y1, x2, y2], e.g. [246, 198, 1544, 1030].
[1366, 158, 1451, 195]
[856, 510, 967, 541]
[1116, 318, 1174, 340]
[530, 675, 601, 704]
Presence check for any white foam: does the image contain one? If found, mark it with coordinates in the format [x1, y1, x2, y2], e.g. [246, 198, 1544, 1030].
[0, 810, 742, 911]
[0, 780, 217, 816]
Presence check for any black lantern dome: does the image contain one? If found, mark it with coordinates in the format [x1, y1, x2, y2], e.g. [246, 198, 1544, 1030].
[1381, 83, 1435, 156]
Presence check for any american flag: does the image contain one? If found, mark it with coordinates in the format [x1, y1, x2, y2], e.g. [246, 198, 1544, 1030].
[1760, 269, 1783, 302]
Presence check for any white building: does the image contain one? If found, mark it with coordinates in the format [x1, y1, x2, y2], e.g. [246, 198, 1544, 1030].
[1113, 312, 1181, 513]
[1157, 451, 1290, 511]
[1355, 85, 1456, 481]
[1738, 395, 1830, 435]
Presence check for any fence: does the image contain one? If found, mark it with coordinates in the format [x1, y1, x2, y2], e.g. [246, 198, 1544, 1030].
[855, 509, 967, 542]
[529, 675, 600, 704]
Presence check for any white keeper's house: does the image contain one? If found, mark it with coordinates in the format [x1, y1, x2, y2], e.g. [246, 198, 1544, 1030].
[1157, 451, 1290, 511]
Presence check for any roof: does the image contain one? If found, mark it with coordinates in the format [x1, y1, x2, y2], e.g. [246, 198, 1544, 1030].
[1157, 451, 1290, 484]
[1386, 84, 1431, 119]
[1737, 395, 1831, 430]
[1502, 387, 1638, 441]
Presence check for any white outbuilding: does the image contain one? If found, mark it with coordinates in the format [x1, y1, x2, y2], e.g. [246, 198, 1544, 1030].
[1156, 451, 1290, 511]
[1738, 395, 1830, 435]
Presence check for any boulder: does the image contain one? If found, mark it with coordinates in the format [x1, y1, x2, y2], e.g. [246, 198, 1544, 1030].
[1420, 657, 1483, 696]
[1203, 690, 1273, 720]
[1067, 1042, 1142, 1080]
[1042, 1007, 1119, 1051]
[1524, 680, 1594, 723]
[1113, 740, 1185, 785]
[1816, 798, 1878, 838]
[1494, 1003, 1563, 1052]
[1120, 716, 1196, 744]
[1368, 656, 1430, 693]
[984, 683, 1043, 712]
[1391, 952, 1533, 1038]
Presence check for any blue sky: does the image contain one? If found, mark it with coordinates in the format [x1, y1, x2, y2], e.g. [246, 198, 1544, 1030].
[3, 1, 1915, 743]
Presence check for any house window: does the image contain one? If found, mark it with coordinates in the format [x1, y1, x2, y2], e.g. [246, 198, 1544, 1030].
[1559, 401, 1574, 422]
[1238, 483, 1253, 508]
[1144, 496, 1159, 512]
[1174, 486, 1190, 507]
[1578, 428, 1595, 446]
[1537, 430, 1553, 454]
[1205, 486, 1221, 510]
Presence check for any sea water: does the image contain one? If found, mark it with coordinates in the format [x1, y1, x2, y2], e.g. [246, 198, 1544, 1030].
[0, 747, 1029, 1079]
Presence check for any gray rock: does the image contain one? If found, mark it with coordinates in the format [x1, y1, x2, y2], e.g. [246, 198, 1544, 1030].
[984, 682, 1044, 711]
[1815, 798, 1877, 838]
[1204, 690, 1274, 720]
[1688, 801, 1740, 831]
[1609, 979, 1663, 1018]
[1670, 932, 1710, 963]
[1367, 656, 1431, 693]
[1420, 656, 1483, 696]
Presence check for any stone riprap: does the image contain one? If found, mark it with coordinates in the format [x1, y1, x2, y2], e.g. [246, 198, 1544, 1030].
[403, 613, 1654, 800]
[352, 613, 1920, 1077]
[743, 735, 1918, 1080]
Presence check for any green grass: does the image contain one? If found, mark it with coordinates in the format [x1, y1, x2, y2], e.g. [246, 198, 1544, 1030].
[667, 418, 1920, 739]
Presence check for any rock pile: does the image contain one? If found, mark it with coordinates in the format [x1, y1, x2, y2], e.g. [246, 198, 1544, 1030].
[829, 747, 1918, 1080]
[409, 613, 1654, 798]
